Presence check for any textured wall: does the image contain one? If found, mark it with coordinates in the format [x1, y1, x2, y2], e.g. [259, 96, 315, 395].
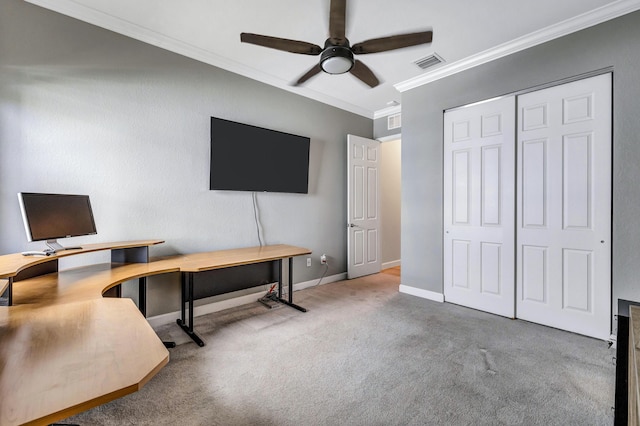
[0, 0, 372, 315]
[400, 10, 640, 322]
[373, 115, 401, 140]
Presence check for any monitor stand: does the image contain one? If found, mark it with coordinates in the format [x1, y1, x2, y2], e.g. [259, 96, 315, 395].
[45, 239, 82, 254]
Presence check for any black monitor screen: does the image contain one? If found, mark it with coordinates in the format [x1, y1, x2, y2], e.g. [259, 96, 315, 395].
[18, 192, 97, 242]
[210, 117, 310, 194]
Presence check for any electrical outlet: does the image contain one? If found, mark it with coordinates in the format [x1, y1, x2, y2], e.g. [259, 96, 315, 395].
[320, 254, 327, 265]
[307, 258, 311, 267]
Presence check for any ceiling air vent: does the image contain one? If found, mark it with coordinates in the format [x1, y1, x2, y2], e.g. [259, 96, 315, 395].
[414, 53, 444, 70]
[388, 113, 401, 130]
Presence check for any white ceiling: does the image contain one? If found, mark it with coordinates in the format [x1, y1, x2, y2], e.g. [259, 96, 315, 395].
[26, 0, 640, 118]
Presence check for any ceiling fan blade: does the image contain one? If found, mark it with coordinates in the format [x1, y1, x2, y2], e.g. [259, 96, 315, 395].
[328, 0, 347, 43]
[349, 60, 380, 88]
[294, 64, 323, 86]
[241, 33, 322, 55]
[352, 31, 433, 54]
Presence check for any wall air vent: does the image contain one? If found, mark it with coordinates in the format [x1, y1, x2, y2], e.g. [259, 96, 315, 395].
[414, 53, 444, 70]
[387, 113, 401, 130]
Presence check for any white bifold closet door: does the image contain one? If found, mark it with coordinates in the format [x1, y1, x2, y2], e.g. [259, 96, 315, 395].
[443, 73, 612, 339]
[444, 96, 516, 318]
[516, 73, 611, 340]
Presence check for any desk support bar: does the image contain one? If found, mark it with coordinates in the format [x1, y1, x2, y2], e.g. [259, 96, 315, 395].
[177, 272, 205, 347]
[138, 277, 147, 317]
[276, 257, 307, 312]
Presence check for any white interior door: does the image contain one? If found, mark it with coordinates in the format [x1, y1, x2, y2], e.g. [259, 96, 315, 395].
[443, 96, 516, 318]
[347, 134, 381, 279]
[517, 73, 612, 340]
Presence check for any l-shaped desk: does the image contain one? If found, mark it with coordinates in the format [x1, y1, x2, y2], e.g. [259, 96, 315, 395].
[0, 241, 311, 426]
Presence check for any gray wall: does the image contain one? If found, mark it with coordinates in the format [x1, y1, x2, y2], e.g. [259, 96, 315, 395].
[0, 0, 372, 316]
[373, 115, 401, 140]
[401, 10, 640, 321]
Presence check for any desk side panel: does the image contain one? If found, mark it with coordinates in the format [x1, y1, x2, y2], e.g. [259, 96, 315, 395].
[192, 261, 277, 299]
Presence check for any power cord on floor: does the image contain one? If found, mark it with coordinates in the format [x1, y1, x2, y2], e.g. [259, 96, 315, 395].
[315, 262, 329, 287]
[258, 258, 328, 309]
[258, 283, 279, 309]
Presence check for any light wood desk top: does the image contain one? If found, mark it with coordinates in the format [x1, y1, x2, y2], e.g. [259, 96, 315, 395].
[0, 240, 164, 279]
[10, 260, 180, 307]
[174, 244, 312, 272]
[0, 299, 169, 426]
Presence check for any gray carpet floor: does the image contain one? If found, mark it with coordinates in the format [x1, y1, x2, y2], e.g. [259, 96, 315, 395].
[64, 271, 615, 425]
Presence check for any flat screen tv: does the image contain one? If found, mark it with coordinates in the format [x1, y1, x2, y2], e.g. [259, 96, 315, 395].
[210, 117, 310, 194]
[18, 192, 97, 253]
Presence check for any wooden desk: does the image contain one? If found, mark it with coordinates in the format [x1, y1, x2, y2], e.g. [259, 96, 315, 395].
[173, 244, 312, 347]
[0, 242, 310, 424]
[0, 241, 170, 426]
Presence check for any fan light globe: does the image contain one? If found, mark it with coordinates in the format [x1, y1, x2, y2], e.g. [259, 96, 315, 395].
[321, 56, 353, 74]
[320, 46, 354, 74]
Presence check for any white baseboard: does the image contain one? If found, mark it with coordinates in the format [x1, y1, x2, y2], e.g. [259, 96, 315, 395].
[294, 272, 347, 291]
[147, 272, 347, 328]
[399, 284, 444, 303]
[382, 260, 401, 269]
[609, 334, 617, 349]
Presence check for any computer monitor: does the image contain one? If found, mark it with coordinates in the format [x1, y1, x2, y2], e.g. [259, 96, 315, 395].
[18, 192, 97, 253]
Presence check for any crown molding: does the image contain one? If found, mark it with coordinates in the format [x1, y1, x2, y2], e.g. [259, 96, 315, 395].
[377, 134, 402, 142]
[24, 0, 374, 119]
[395, 0, 640, 92]
[373, 104, 402, 120]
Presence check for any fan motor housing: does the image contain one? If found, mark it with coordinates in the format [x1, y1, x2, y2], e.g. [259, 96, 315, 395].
[320, 45, 354, 74]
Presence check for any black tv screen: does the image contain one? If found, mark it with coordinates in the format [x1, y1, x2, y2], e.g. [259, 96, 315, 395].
[18, 192, 97, 242]
[210, 117, 310, 194]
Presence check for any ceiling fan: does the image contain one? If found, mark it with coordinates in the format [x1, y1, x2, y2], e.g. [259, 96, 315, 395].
[240, 0, 433, 88]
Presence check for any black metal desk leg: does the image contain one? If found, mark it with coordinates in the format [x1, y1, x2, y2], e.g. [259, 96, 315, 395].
[138, 277, 147, 317]
[277, 257, 307, 312]
[189, 273, 194, 331]
[176, 272, 205, 347]
[277, 259, 283, 299]
[7, 277, 12, 306]
[288, 257, 293, 304]
[180, 273, 186, 324]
